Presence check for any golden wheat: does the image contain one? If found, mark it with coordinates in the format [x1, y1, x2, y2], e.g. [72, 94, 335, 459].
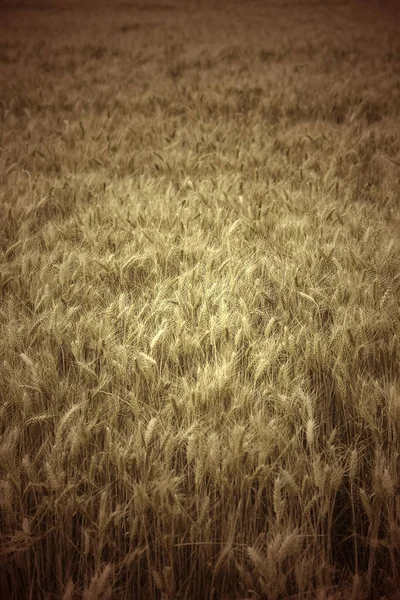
[0, 0, 399, 598]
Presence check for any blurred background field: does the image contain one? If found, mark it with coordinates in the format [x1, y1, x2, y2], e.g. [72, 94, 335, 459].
[0, 1, 399, 598]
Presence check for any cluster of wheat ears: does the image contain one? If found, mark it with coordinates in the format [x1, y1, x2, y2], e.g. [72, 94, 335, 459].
[0, 0, 400, 598]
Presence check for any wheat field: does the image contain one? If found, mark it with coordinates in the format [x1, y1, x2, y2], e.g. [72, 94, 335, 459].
[0, 0, 399, 598]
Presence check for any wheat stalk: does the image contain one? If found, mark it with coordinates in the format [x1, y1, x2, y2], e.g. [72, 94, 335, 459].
[61, 579, 74, 600]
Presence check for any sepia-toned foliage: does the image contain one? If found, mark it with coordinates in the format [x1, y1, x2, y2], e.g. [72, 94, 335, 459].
[1, 0, 399, 598]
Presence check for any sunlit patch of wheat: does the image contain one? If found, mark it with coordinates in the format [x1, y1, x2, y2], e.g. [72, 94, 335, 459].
[82, 564, 112, 600]
[306, 418, 316, 448]
[348, 448, 358, 484]
[373, 449, 395, 501]
[277, 528, 303, 564]
[61, 579, 74, 600]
